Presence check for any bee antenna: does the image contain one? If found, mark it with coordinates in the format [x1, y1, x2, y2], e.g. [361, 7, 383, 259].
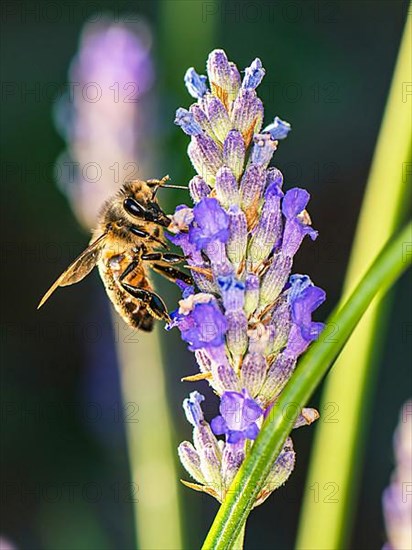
[162, 185, 189, 190]
[152, 184, 189, 198]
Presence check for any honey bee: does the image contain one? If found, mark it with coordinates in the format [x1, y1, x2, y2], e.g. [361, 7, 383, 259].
[38, 176, 192, 331]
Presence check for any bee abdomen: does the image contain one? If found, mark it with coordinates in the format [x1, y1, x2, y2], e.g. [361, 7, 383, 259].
[98, 261, 154, 331]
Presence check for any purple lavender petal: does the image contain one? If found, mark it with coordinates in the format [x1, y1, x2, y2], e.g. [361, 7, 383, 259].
[211, 415, 227, 435]
[251, 133, 278, 168]
[281, 188, 318, 257]
[178, 301, 228, 351]
[189, 198, 230, 250]
[242, 58, 265, 90]
[184, 67, 208, 98]
[263, 116, 291, 140]
[183, 391, 205, 427]
[175, 107, 203, 136]
[219, 390, 263, 434]
[244, 423, 260, 440]
[227, 430, 244, 444]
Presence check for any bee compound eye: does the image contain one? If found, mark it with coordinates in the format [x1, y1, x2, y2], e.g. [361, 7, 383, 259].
[124, 197, 146, 218]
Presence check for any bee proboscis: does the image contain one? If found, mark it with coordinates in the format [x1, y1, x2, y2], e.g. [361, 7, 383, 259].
[38, 177, 192, 331]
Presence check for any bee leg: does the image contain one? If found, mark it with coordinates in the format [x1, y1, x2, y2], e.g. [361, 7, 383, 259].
[141, 252, 185, 265]
[128, 225, 169, 249]
[119, 260, 139, 282]
[121, 283, 170, 323]
[151, 263, 194, 286]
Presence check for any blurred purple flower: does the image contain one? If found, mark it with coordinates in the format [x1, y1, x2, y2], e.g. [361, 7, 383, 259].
[54, 17, 154, 228]
[383, 400, 412, 550]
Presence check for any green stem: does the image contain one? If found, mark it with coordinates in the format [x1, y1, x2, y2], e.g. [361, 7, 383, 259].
[201, 222, 412, 550]
[232, 523, 246, 550]
[296, 12, 412, 549]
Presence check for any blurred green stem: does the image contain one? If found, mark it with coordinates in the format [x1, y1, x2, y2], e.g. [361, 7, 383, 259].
[296, 11, 412, 550]
[202, 221, 412, 550]
[116, 325, 182, 549]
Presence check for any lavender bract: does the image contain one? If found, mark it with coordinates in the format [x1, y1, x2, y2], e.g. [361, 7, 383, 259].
[170, 50, 325, 505]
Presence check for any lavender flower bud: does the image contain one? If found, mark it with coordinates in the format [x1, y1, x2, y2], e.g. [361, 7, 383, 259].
[215, 166, 240, 209]
[240, 352, 268, 398]
[211, 363, 242, 394]
[223, 130, 246, 181]
[248, 183, 283, 267]
[226, 205, 248, 270]
[204, 95, 232, 142]
[194, 424, 222, 490]
[221, 441, 245, 488]
[207, 49, 233, 105]
[228, 62, 241, 101]
[240, 164, 266, 225]
[251, 133, 278, 168]
[189, 175, 211, 203]
[255, 438, 295, 506]
[260, 252, 293, 306]
[258, 353, 296, 405]
[190, 103, 218, 140]
[226, 311, 248, 363]
[178, 441, 205, 483]
[175, 107, 203, 136]
[188, 133, 223, 185]
[244, 273, 260, 317]
[231, 89, 264, 146]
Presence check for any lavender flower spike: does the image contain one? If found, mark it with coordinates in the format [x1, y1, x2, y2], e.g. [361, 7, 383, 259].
[170, 49, 325, 506]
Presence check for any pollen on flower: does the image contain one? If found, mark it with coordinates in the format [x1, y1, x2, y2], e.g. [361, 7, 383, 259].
[170, 48, 326, 506]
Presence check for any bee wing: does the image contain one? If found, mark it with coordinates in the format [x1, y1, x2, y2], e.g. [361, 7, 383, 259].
[37, 233, 108, 309]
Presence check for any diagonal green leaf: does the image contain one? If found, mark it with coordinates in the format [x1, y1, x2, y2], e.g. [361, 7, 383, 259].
[202, 221, 412, 550]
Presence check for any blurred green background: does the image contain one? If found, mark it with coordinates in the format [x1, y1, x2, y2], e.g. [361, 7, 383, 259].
[1, 1, 410, 549]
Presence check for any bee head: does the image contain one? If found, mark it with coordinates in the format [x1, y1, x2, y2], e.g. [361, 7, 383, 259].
[122, 180, 171, 228]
